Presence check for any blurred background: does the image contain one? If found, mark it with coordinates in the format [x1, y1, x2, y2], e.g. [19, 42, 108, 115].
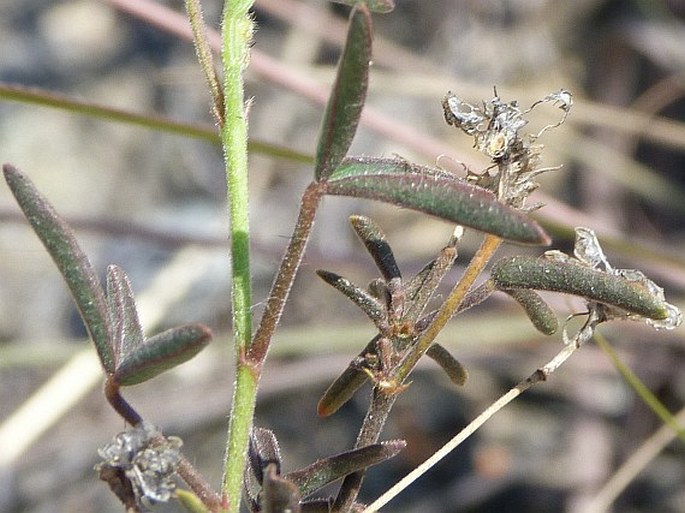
[1, 0, 684, 512]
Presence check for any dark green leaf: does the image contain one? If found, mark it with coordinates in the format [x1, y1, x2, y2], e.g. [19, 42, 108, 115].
[106, 265, 144, 362]
[325, 157, 551, 245]
[349, 215, 401, 280]
[3, 164, 114, 371]
[314, 6, 372, 180]
[426, 344, 468, 386]
[114, 323, 212, 386]
[491, 256, 670, 320]
[501, 288, 558, 335]
[317, 337, 378, 417]
[285, 440, 406, 498]
[316, 270, 388, 331]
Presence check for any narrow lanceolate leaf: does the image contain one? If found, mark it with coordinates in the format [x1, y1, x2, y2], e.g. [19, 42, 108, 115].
[285, 440, 406, 498]
[491, 256, 670, 320]
[106, 265, 144, 362]
[349, 215, 401, 280]
[317, 337, 378, 417]
[316, 270, 388, 331]
[114, 323, 212, 386]
[501, 288, 558, 335]
[2, 164, 114, 371]
[325, 158, 550, 245]
[426, 344, 468, 386]
[314, 5, 372, 180]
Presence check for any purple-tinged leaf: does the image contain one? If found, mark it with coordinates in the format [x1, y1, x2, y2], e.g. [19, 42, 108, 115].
[329, 156, 455, 182]
[314, 6, 372, 180]
[249, 427, 283, 486]
[285, 440, 406, 498]
[501, 288, 558, 335]
[329, 0, 395, 13]
[325, 158, 551, 245]
[349, 215, 401, 280]
[3, 164, 114, 372]
[426, 343, 468, 386]
[106, 265, 144, 363]
[114, 323, 212, 386]
[491, 256, 670, 320]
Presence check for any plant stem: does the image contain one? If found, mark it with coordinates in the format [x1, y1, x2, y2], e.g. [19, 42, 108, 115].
[104, 378, 142, 426]
[397, 233, 502, 383]
[333, 389, 397, 512]
[363, 324, 587, 513]
[249, 182, 325, 362]
[220, 1, 255, 510]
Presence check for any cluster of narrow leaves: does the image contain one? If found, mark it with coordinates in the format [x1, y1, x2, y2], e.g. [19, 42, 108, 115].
[2, 164, 212, 509]
[317, 215, 469, 417]
[244, 427, 405, 513]
[2, 165, 212, 412]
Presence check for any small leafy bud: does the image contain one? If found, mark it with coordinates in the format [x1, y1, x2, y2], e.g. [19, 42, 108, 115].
[349, 215, 401, 280]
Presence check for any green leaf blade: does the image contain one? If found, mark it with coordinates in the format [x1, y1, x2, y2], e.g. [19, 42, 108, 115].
[326, 158, 550, 245]
[3, 164, 114, 371]
[114, 323, 212, 386]
[314, 6, 372, 180]
[491, 256, 670, 320]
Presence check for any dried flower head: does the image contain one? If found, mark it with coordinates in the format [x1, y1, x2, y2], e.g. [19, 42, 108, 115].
[96, 422, 182, 511]
[442, 88, 572, 210]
